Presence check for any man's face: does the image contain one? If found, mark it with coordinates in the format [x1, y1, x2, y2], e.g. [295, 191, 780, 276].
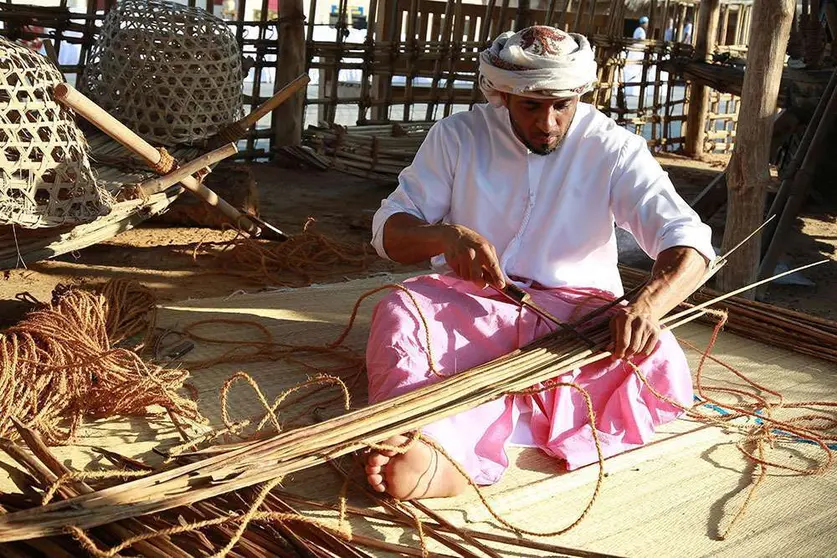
[502, 93, 578, 156]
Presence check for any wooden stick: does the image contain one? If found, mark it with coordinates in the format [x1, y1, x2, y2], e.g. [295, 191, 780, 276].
[137, 143, 238, 197]
[0, 438, 65, 496]
[91, 447, 155, 471]
[208, 74, 311, 150]
[0, 316, 701, 540]
[52, 84, 281, 240]
[240, 74, 310, 131]
[350, 534, 460, 558]
[409, 501, 504, 558]
[759, 66, 837, 258]
[54, 83, 174, 173]
[8, 419, 192, 558]
[268, 496, 373, 558]
[276, 491, 623, 558]
[42, 39, 59, 68]
[325, 461, 487, 558]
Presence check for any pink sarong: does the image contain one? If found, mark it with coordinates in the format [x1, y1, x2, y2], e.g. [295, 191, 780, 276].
[366, 274, 693, 485]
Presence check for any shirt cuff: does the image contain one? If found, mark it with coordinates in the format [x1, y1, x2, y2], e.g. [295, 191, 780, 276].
[657, 222, 717, 264]
[370, 200, 423, 260]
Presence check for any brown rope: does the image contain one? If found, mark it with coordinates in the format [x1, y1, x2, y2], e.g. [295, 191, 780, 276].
[152, 147, 177, 175]
[0, 280, 203, 444]
[197, 218, 376, 288]
[450, 380, 606, 537]
[210, 121, 247, 148]
[624, 313, 837, 539]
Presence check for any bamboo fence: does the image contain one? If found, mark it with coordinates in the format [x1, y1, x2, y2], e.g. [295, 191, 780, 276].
[0, 0, 754, 162]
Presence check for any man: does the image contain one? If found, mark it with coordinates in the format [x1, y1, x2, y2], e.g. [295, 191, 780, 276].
[664, 17, 675, 42]
[627, 15, 650, 97]
[364, 26, 714, 500]
[683, 19, 694, 43]
[633, 15, 650, 40]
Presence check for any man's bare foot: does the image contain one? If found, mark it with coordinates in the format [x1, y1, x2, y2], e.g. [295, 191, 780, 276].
[364, 434, 468, 500]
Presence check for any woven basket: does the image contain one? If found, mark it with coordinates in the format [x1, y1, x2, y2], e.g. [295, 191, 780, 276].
[0, 38, 111, 229]
[80, 0, 244, 147]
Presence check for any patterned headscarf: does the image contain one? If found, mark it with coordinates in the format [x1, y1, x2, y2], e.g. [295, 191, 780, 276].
[478, 26, 598, 107]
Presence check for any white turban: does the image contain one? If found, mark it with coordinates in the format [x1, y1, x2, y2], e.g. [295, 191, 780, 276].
[478, 26, 598, 107]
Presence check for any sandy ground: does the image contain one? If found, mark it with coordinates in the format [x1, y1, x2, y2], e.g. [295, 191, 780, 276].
[1, 153, 835, 325]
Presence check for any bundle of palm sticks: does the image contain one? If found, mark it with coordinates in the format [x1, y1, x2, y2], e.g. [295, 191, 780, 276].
[0, 418, 620, 557]
[619, 264, 837, 363]
[302, 122, 432, 180]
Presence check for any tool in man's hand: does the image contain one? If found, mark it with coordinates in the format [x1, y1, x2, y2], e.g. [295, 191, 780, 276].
[492, 283, 599, 348]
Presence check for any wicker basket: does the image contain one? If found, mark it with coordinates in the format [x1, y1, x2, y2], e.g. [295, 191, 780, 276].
[0, 37, 111, 229]
[80, 0, 244, 147]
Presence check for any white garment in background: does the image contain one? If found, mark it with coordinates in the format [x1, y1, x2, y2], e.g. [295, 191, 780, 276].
[626, 26, 648, 96]
[371, 103, 714, 296]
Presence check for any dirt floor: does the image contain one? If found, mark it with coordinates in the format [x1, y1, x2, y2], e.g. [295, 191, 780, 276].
[1, 153, 835, 325]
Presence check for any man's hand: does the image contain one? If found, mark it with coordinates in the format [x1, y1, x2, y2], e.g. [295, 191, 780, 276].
[605, 245, 708, 361]
[443, 225, 505, 290]
[381, 214, 505, 290]
[608, 303, 661, 360]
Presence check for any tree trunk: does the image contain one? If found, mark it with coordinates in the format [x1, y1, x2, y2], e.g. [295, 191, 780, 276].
[684, 0, 721, 158]
[274, 0, 306, 147]
[715, 0, 795, 295]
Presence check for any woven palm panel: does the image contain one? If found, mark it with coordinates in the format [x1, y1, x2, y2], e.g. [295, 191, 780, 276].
[0, 37, 111, 229]
[80, 0, 244, 147]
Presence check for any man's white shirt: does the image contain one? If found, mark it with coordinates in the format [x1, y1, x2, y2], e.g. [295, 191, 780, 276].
[371, 103, 714, 296]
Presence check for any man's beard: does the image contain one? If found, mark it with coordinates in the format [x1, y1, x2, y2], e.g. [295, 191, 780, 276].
[509, 118, 565, 156]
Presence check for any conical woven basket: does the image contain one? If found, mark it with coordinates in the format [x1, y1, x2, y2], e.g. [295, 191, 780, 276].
[80, 0, 244, 147]
[0, 38, 111, 229]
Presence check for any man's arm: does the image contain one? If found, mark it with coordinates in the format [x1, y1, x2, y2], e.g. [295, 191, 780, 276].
[383, 212, 506, 289]
[607, 134, 715, 360]
[608, 245, 708, 359]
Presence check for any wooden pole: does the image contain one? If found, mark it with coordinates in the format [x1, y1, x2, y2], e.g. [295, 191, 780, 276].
[53, 84, 285, 240]
[684, 0, 721, 158]
[715, 0, 795, 294]
[825, 2, 837, 46]
[718, 5, 730, 45]
[138, 143, 238, 197]
[516, 0, 532, 29]
[757, 71, 837, 285]
[207, 74, 310, 149]
[677, 3, 687, 41]
[742, 4, 752, 43]
[274, 0, 306, 147]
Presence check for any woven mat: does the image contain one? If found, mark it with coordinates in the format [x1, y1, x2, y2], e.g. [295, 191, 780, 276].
[2, 274, 836, 557]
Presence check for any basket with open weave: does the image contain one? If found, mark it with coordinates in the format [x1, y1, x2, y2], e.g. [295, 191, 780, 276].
[80, 0, 244, 147]
[0, 37, 111, 229]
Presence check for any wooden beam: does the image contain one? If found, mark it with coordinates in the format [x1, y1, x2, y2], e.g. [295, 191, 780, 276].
[677, 3, 688, 42]
[715, 0, 795, 294]
[274, 0, 306, 147]
[718, 5, 730, 45]
[516, 0, 532, 29]
[757, 68, 837, 285]
[684, 0, 721, 158]
[825, 2, 837, 45]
